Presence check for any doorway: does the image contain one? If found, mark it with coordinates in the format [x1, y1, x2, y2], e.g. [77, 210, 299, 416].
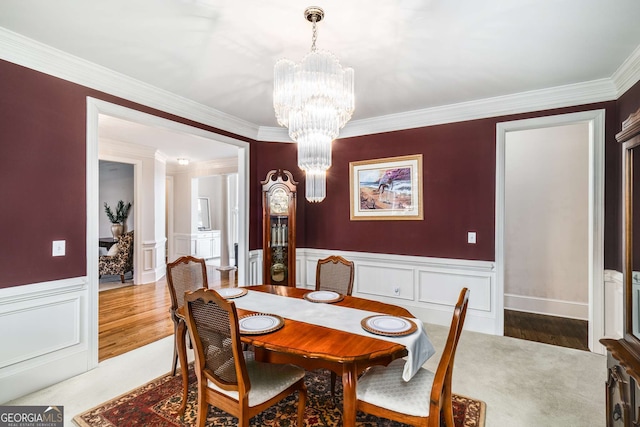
[86, 98, 250, 368]
[495, 110, 605, 354]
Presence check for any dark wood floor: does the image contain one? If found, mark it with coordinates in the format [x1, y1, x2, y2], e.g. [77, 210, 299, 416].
[504, 309, 589, 351]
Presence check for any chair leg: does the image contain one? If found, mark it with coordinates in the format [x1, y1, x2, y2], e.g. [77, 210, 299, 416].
[196, 387, 208, 427]
[120, 274, 125, 283]
[171, 322, 179, 376]
[297, 385, 307, 426]
[330, 371, 337, 397]
[177, 320, 189, 417]
[442, 387, 455, 427]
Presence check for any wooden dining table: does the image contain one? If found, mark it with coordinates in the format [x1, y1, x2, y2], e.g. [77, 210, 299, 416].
[177, 284, 427, 427]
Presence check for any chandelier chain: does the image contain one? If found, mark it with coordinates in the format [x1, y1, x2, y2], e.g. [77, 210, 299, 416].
[311, 17, 318, 52]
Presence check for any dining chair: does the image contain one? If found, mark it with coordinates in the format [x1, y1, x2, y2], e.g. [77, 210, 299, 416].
[315, 255, 355, 296]
[355, 287, 470, 427]
[183, 288, 307, 427]
[166, 256, 209, 376]
[316, 255, 355, 395]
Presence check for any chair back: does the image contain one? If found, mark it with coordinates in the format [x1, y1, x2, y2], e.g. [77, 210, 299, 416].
[184, 288, 248, 391]
[166, 256, 208, 312]
[429, 287, 470, 425]
[315, 255, 355, 295]
[119, 231, 134, 269]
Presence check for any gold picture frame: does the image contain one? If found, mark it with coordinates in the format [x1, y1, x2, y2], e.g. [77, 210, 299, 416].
[349, 154, 423, 221]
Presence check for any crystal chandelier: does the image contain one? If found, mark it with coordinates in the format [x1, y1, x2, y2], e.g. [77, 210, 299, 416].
[273, 6, 355, 203]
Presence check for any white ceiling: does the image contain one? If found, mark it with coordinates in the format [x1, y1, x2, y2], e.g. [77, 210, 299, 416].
[2, 0, 640, 160]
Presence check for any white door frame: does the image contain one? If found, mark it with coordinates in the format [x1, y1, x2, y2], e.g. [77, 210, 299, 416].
[86, 97, 251, 367]
[495, 109, 605, 354]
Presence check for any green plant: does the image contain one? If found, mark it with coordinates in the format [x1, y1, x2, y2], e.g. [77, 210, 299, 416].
[104, 200, 132, 224]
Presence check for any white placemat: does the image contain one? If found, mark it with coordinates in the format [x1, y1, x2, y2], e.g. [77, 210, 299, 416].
[232, 290, 435, 381]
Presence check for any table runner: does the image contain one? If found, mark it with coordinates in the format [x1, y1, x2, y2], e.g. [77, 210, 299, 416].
[231, 290, 435, 381]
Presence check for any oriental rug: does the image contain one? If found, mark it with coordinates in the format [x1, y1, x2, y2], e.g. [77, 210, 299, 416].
[73, 367, 485, 427]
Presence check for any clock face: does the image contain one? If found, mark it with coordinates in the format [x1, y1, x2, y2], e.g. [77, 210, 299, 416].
[270, 188, 289, 214]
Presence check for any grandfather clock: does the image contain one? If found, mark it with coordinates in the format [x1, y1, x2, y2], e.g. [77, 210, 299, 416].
[262, 170, 297, 286]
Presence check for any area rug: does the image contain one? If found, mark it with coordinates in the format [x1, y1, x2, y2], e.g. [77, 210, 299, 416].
[73, 367, 485, 426]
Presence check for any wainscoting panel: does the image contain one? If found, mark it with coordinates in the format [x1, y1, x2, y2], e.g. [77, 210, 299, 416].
[173, 233, 195, 258]
[248, 250, 262, 285]
[0, 277, 90, 403]
[418, 270, 492, 312]
[141, 239, 167, 284]
[604, 270, 623, 339]
[0, 297, 80, 368]
[252, 248, 498, 334]
[356, 264, 416, 301]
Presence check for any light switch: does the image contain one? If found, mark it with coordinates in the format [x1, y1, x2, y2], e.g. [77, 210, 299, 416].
[467, 232, 477, 244]
[52, 240, 66, 256]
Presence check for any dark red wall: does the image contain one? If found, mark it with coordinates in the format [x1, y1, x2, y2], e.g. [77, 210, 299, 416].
[0, 61, 88, 286]
[0, 60, 251, 288]
[303, 120, 496, 260]
[300, 102, 620, 264]
[1, 56, 636, 288]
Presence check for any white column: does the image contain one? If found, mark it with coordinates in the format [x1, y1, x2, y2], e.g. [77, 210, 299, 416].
[219, 174, 230, 267]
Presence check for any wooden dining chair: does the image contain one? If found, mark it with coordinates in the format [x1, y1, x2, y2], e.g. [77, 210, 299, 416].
[316, 255, 355, 296]
[356, 287, 470, 427]
[183, 288, 307, 427]
[166, 256, 209, 376]
[316, 255, 355, 395]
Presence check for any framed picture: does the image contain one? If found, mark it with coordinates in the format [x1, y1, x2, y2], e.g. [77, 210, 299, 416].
[349, 154, 423, 220]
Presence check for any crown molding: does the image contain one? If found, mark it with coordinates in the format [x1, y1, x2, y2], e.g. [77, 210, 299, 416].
[2, 26, 638, 143]
[0, 27, 260, 141]
[258, 78, 619, 140]
[612, 44, 640, 97]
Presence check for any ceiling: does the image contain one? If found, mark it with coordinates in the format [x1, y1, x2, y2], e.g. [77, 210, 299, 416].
[2, 0, 640, 159]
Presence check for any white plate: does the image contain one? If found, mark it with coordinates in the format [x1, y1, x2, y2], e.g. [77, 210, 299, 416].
[217, 288, 247, 299]
[304, 290, 342, 302]
[361, 315, 417, 336]
[367, 316, 411, 333]
[239, 314, 284, 335]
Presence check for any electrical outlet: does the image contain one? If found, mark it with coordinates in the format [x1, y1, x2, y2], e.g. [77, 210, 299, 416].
[52, 240, 66, 257]
[467, 232, 477, 244]
[393, 287, 400, 296]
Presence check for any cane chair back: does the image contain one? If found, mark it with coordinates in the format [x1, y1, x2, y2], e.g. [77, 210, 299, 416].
[356, 288, 470, 427]
[166, 256, 208, 376]
[315, 255, 355, 296]
[184, 288, 307, 427]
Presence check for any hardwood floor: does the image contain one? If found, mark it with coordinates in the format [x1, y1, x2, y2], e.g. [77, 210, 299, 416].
[98, 270, 238, 362]
[504, 309, 589, 351]
[99, 280, 173, 361]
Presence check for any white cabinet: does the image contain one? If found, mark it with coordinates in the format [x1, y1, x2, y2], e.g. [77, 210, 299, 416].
[195, 230, 220, 260]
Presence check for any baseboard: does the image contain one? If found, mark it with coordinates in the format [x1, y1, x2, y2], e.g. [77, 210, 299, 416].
[504, 293, 588, 320]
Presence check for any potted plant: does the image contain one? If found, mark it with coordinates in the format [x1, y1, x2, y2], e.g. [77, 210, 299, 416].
[104, 200, 132, 239]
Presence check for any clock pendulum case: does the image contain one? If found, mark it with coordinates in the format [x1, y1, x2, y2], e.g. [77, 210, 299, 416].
[261, 169, 297, 286]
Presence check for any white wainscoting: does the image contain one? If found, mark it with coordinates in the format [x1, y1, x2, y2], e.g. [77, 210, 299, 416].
[251, 248, 497, 335]
[0, 277, 90, 403]
[604, 269, 623, 339]
[248, 250, 263, 285]
[141, 238, 167, 284]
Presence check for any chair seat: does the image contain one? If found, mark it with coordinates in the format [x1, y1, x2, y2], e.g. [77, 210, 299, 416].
[208, 352, 305, 407]
[357, 358, 434, 417]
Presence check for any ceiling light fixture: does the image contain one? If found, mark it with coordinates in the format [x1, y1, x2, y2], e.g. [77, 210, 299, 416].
[177, 158, 189, 166]
[273, 6, 354, 203]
